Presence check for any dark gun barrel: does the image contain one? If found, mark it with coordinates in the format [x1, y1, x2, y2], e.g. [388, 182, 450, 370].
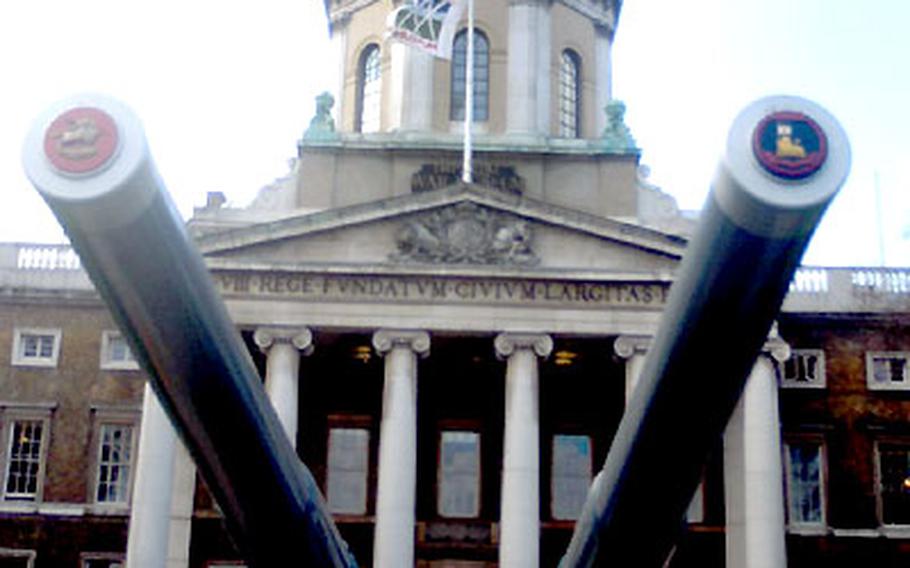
[22, 95, 358, 568]
[560, 96, 850, 567]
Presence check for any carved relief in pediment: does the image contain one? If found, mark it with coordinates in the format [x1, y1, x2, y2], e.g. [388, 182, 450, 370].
[390, 203, 539, 266]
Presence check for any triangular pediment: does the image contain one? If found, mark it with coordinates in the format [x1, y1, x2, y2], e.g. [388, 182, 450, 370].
[197, 183, 686, 277]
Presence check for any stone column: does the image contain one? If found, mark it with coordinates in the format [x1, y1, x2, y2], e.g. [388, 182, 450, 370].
[506, 0, 551, 139]
[494, 333, 553, 568]
[724, 331, 790, 568]
[371, 330, 431, 568]
[166, 441, 196, 568]
[613, 335, 651, 403]
[126, 383, 177, 568]
[253, 327, 314, 447]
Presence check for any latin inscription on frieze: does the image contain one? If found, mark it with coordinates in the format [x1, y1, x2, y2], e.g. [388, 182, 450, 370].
[411, 163, 525, 195]
[214, 271, 668, 309]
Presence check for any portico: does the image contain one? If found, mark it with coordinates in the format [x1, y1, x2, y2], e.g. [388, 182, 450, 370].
[188, 182, 676, 565]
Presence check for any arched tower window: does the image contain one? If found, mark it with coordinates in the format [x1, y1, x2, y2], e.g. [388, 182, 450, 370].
[356, 44, 382, 133]
[450, 29, 489, 122]
[559, 49, 582, 138]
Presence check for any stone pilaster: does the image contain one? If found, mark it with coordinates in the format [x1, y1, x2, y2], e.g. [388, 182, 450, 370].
[329, 13, 350, 132]
[371, 330, 431, 568]
[506, 0, 551, 139]
[253, 326, 314, 448]
[388, 41, 435, 133]
[593, 22, 614, 135]
[494, 333, 553, 568]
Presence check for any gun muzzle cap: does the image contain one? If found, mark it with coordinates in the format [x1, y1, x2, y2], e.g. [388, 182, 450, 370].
[714, 95, 850, 238]
[22, 94, 161, 230]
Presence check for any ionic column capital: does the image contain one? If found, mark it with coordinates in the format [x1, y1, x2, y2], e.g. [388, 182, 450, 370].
[372, 329, 431, 358]
[253, 326, 314, 356]
[494, 333, 553, 360]
[761, 322, 791, 363]
[613, 334, 651, 359]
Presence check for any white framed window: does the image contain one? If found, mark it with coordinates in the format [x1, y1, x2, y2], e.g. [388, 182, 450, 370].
[438, 430, 481, 518]
[80, 552, 124, 568]
[875, 441, 910, 526]
[100, 330, 139, 371]
[559, 49, 582, 138]
[11, 328, 61, 368]
[325, 427, 370, 515]
[780, 349, 826, 389]
[0, 547, 36, 568]
[866, 352, 910, 391]
[784, 439, 826, 530]
[2, 411, 51, 502]
[355, 44, 382, 133]
[551, 434, 592, 520]
[94, 423, 136, 506]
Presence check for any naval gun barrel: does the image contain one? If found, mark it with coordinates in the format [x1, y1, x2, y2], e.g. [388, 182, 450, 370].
[22, 96, 358, 568]
[561, 96, 850, 567]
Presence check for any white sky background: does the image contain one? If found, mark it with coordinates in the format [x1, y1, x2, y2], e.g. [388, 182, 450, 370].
[0, 0, 907, 266]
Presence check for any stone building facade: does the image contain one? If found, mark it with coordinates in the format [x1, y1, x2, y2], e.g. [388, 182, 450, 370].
[1, 1, 909, 566]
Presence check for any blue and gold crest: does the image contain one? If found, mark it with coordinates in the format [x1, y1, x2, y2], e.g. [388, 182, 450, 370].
[752, 111, 828, 180]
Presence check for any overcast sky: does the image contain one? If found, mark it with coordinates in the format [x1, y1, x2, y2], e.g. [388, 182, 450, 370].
[1, 0, 907, 266]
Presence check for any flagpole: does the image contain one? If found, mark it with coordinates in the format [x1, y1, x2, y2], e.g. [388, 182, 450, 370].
[462, 0, 474, 184]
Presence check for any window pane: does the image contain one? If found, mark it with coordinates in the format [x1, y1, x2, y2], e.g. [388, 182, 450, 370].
[879, 444, 910, 525]
[96, 424, 134, 504]
[109, 335, 133, 362]
[450, 31, 489, 122]
[21, 334, 55, 359]
[438, 431, 480, 518]
[326, 428, 369, 514]
[358, 46, 382, 133]
[787, 442, 823, 525]
[785, 354, 817, 382]
[872, 356, 908, 386]
[552, 435, 592, 520]
[781, 350, 826, 388]
[559, 51, 580, 138]
[5, 421, 44, 500]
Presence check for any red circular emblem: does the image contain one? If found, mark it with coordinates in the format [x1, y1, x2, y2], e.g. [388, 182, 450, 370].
[752, 111, 828, 180]
[43, 107, 119, 175]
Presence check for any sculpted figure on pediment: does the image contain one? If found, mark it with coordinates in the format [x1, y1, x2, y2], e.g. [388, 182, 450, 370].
[390, 203, 539, 266]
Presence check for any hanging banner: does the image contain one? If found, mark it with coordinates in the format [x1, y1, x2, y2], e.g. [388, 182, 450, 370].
[386, 0, 466, 59]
